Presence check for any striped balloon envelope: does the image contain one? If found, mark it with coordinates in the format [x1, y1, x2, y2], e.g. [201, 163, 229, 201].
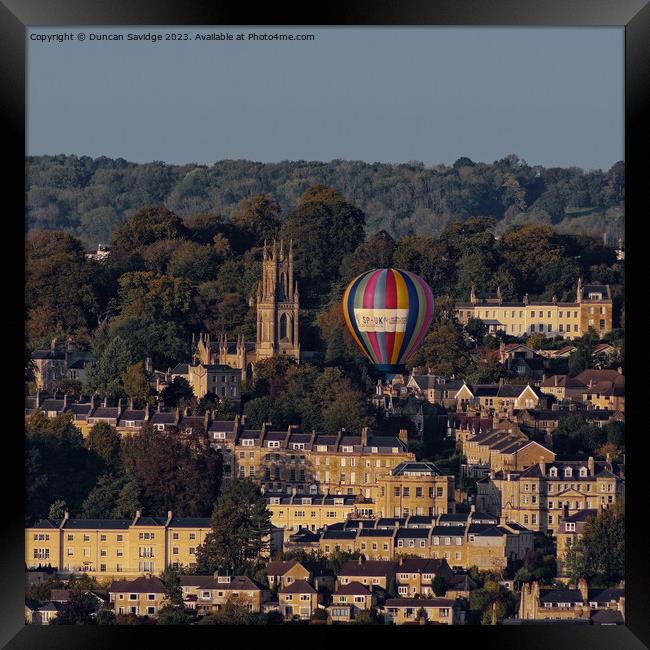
[342, 268, 434, 371]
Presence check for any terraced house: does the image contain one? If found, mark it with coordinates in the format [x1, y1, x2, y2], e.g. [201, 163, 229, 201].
[26, 511, 212, 578]
[477, 457, 624, 534]
[455, 280, 613, 339]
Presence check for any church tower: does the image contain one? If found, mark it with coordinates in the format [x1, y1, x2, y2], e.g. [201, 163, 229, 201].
[256, 239, 300, 362]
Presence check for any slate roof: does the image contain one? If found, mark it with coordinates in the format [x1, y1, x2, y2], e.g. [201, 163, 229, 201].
[539, 589, 583, 604]
[385, 598, 455, 608]
[397, 559, 447, 573]
[338, 560, 398, 577]
[180, 575, 214, 588]
[334, 581, 372, 596]
[204, 576, 262, 591]
[395, 527, 430, 539]
[391, 461, 442, 476]
[279, 579, 316, 594]
[168, 517, 211, 528]
[64, 519, 131, 530]
[108, 577, 165, 593]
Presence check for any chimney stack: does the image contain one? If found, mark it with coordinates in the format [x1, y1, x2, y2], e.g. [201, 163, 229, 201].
[539, 457, 546, 476]
[361, 427, 369, 447]
[398, 429, 408, 445]
[588, 456, 595, 476]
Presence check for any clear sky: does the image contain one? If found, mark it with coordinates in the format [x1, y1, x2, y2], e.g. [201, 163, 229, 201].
[27, 27, 623, 170]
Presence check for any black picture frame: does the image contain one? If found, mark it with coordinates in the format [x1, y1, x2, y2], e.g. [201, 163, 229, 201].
[3, 1, 648, 647]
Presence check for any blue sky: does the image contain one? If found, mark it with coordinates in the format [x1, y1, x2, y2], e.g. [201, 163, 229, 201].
[27, 27, 624, 170]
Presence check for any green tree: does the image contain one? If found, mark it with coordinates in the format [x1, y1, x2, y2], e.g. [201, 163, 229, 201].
[111, 206, 187, 255]
[80, 474, 123, 518]
[86, 422, 122, 473]
[95, 608, 116, 625]
[160, 377, 194, 408]
[279, 185, 366, 306]
[432, 575, 447, 597]
[354, 609, 376, 625]
[564, 505, 624, 585]
[50, 591, 99, 625]
[160, 565, 184, 606]
[195, 479, 272, 576]
[84, 335, 132, 399]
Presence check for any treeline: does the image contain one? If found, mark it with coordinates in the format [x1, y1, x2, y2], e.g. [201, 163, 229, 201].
[25, 412, 223, 524]
[26, 154, 624, 247]
[26, 184, 624, 382]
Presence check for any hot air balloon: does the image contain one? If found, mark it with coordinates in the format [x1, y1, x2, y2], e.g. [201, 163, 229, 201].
[342, 268, 434, 372]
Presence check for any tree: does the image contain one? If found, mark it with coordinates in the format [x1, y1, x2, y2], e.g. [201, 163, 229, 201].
[122, 361, 151, 404]
[156, 604, 197, 625]
[80, 474, 123, 518]
[48, 499, 67, 519]
[52, 378, 83, 395]
[564, 505, 624, 586]
[197, 599, 266, 625]
[86, 422, 122, 473]
[26, 412, 102, 523]
[353, 609, 376, 625]
[195, 479, 272, 576]
[432, 575, 447, 597]
[231, 194, 282, 248]
[121, 425, 222, 517]
[95, 608, 116, 625]
[465, 318, 487, 343]
[409, 322, 472, 376]
[84, 335, 132, 399]
[160, 377, 194, 408]
[111, 206, 187, 255]
[50, 591, 99, 624]
[111, 473, 142, 518]
[279, 185, 366, 306]
[160, 565, 184, 606]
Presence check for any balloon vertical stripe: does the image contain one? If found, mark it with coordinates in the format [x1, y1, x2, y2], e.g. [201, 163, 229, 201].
[342, 267, 434, 371]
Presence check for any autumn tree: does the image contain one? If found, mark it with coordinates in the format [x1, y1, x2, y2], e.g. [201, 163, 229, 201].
[121, 425, 223, 517]
[231, 194, 282, 248]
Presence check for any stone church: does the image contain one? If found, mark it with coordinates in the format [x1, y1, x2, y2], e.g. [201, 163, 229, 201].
[193, 240, 300, 381]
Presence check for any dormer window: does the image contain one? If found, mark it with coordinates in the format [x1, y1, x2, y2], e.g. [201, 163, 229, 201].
[564, 468, 573, 478]
[317, 445, 327, 452]
[371, 447, 378, 454]
[154, 424, 165, 431]
[293, 443, 305, 450]
[213, 432, 226, 440]
[565, 523, 576, 531]
[123, 420, 135, 428]
[267, 440, 280, 448]
[242, 439, 255, 447]
[579, 467, 588, 477]
[301, 498, 312, 505]
[270, 497, 280, 505]
[549, 468, 558, 477]
[341, 445, 353, 453]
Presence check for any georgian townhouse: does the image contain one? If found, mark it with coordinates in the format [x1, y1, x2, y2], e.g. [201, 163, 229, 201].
[476, 457, 624, 534]
[519, 579, 624, 624]
[355, 528, 396, 560]
[555, 508, 599, 576]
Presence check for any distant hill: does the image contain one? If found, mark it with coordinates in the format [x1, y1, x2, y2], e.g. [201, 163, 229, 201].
[26, 154, 624, 248]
